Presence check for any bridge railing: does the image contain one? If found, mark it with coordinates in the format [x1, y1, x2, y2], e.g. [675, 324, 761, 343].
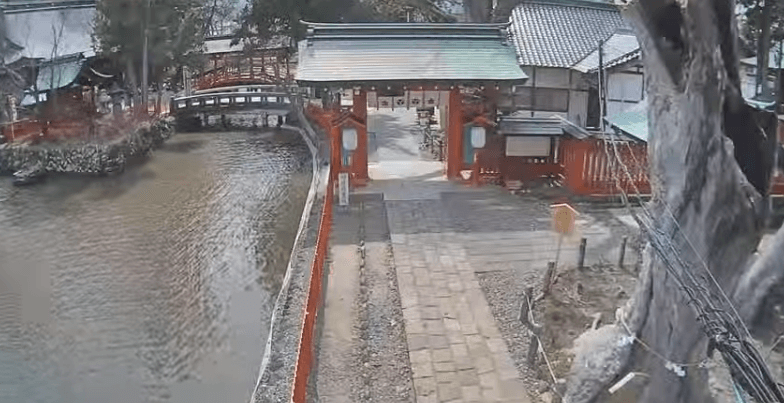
[171, 92, 293, 114]
[193, 84, 299, 96]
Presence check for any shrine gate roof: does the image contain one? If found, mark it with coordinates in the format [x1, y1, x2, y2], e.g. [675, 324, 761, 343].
[295, 22, 527, 86]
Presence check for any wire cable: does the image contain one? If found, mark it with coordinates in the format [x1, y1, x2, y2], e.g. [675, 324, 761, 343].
[598, 131, 784, 402]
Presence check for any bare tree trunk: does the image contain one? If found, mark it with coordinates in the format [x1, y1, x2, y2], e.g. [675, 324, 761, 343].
[126, 58, 138, 109]
[463, 0, 491, 23]
[562, 0, 784, 402]
[758, 0, 773, 98]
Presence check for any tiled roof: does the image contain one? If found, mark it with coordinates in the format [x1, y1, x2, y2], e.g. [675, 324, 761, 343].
[572, 30, 639, 73]
[296, 22, 526, 84]
[36, 53, 85, 91]
[508, 0, 629, 68]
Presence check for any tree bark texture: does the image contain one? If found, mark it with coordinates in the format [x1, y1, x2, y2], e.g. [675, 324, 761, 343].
[562, 0, 784, 402]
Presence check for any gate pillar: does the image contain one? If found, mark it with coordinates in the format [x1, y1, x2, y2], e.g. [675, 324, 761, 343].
[351, 90, 369, 186]
[446, 88, 464, 180]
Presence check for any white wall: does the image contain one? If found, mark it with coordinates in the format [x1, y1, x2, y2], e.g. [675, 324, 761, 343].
[606, 71, 644, 119]
[568, 90, 588, 127]
[534, 67, 571, 89]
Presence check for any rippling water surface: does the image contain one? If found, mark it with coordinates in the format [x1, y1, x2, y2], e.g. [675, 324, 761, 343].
[0, 129, 312, 402]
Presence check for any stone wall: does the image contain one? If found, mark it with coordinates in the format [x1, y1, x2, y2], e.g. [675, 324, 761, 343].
[0, 118, 175, 175]
[175, 111, 292, 132]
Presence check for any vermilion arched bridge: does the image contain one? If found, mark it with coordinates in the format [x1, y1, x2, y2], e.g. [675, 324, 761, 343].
[193, 36, 295, 90]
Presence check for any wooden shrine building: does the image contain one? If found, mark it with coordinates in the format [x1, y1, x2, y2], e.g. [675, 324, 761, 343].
[295, 21, 528, 186]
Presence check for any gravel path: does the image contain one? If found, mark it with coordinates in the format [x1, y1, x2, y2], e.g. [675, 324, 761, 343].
[355, 196, 415, 402]
[311, 194, 414, 403]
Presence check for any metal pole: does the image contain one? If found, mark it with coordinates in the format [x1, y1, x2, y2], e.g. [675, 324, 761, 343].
[598, 40, 605, 131]
[777, 39, 783, 113]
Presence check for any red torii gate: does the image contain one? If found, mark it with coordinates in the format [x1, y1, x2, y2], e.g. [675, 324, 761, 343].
[295, 21, 528, 187]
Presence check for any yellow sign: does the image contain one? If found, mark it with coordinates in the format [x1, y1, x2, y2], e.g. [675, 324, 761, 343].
[551, 203, 578, 235]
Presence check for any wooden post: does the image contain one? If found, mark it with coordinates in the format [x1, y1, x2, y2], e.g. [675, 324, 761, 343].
[542, 261, 555, 297]
[554, 233, 564, 269]
[352, 89, 369, 185]
[519, 286, 541, 367]
[618, 236, 627, 269]
[578, 238, 587, 270]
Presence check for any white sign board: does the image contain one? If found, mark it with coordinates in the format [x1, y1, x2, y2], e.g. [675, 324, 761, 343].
[368, 91, 449, 109]
[338, 172, 350, 207]
[367, 91, 378, 108]
[506, 136, 551, 157]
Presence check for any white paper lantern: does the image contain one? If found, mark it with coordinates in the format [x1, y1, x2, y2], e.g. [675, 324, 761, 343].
[343, 127, 358, 151]
[471, 126, 486, 149]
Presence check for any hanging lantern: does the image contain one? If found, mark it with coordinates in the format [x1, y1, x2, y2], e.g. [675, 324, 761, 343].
[471, 126, 486, 149]
[343, 127, 358, 151]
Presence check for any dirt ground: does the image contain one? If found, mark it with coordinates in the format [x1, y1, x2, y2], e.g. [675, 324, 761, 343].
[539, 264, 638, 401]
[479, 194, 784, 403]
[477, 187, 644, 403]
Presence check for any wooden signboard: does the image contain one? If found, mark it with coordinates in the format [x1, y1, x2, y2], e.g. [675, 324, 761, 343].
[338, 172, 349, 207]
[551, 203, 578, 235]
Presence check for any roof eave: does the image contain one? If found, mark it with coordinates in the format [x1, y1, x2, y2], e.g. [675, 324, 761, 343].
[295, 78, 528, 87]
[299, 20, 512, 30]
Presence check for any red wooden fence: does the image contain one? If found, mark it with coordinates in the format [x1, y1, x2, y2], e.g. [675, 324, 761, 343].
[561, 138, 651, 196]
[289, 105, 335, 403]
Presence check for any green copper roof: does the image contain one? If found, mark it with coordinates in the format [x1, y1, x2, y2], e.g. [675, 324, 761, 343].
[36, 55, 85, 92]
[604, 100, 648, 142]
[604, 97, 775, 144]
[296, 22, 526, 84]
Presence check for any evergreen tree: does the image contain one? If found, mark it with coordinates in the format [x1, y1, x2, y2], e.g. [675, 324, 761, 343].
[738, 0, 784, 98]
[234, 0, 457, 47]
[93, 0, 207, 94]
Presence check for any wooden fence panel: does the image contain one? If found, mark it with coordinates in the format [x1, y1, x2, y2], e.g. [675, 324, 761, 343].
[561, 138, 650, 196]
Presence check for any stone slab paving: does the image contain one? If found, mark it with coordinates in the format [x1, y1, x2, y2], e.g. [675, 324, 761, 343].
[390, 229, 530, 403]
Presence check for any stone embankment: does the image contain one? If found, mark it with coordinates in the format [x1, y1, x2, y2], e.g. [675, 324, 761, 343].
[0, 118, 175, 175]
[251, 101, 329, 403]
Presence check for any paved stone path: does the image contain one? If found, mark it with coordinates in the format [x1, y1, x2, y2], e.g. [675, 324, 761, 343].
[316, 109, 640, 403]
[367, 110, 530, 402]
[391, 228, 529, 403]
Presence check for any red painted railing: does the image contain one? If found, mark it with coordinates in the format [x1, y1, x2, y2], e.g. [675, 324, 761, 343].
[1, 103, 167, 145]
[290, 106, 335, 403]
[193, 57, 294, 90]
